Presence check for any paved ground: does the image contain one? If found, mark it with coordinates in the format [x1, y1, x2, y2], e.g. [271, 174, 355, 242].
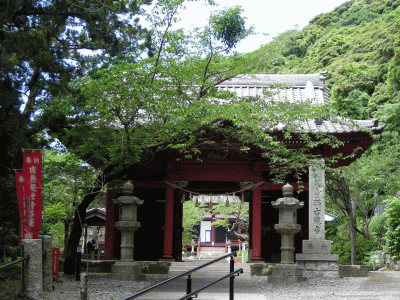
[45, 271, 400, 300]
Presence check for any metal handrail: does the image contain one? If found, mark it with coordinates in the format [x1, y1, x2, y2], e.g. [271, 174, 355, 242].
[0, 254, 30, 271]
[179, 268, 243, 300]
[125, 251, 240, 300]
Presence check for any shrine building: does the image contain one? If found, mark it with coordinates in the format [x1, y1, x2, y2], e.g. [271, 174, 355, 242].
[102, 72, 385, 265]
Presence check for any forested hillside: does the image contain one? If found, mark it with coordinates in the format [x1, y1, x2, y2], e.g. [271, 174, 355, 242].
[258, 0, 400, 123]
[255, 0, 400, 264]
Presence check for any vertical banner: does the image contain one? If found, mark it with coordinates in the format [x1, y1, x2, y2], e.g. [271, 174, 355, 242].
[16, 150, 43, 244]
[52, 247, 60, 281]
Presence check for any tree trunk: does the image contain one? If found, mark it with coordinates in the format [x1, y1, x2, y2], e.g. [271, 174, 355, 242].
[64, 206, 86, 274]
[349, 213, 357, 265]
[64, 221, 70, 260]
[327, 173, 359, 265]
[350, 198, 357, 265]
[63, 169, 122, 274]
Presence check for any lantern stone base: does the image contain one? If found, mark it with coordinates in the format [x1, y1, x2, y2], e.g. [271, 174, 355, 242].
[110, 261, 144, 281]
[267, 264, 307, 284]
[296, 253, 339, 279]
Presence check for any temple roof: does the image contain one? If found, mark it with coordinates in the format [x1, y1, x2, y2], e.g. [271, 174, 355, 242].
[219, 72, 328, 87]
[218, 72, 385, 136]
[218, 72, 330, 105]
[262, 118, 386, 135]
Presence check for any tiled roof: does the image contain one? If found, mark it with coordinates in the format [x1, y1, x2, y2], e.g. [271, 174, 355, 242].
[218, 72, 328, 87]
[272, 119, 386, 135]
[219, 72, 385, 135]
[217, 72, 330, 105]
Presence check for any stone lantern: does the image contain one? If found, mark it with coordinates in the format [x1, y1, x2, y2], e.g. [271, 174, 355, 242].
[271, 183, 304, 264]
[268, 183, 307, 283]
[111, 181, 144, 280]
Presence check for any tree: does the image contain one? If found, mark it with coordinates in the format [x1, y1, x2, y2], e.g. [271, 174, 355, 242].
[46, 0, 263, 273]
[0, 0, 153, 264]
[46, 1, 341, 273]
[208, 202, 249, 242]
[0, 0, 152, 155]
[182, 201, 206, 247]
[182, 199, 249, 248]
[43, 150, 98, 255]
[384, 196, 400, 260]
[326, 172, 359, 265]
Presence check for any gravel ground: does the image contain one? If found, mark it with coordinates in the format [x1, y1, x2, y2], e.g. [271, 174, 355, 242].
[44, 271, 400, 300]
[257, 272, 400, 300]
[44, 274, 166, 300]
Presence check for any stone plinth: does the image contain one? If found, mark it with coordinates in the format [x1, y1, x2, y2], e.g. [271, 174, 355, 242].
[22, 239, 43, 299]
[110, 261, 143, 280]
[268, 264, 307, 284]
[296, 253, 339, 278]
[42, 235, 52, 292]
[339, 265, 369, 277]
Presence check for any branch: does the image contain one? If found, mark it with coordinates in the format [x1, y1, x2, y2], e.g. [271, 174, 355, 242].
[151, 4, 180, 83]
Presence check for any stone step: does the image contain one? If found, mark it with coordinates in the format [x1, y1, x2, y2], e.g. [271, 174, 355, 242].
[169, 262, 251, 278]
[197, 247, 229, 259]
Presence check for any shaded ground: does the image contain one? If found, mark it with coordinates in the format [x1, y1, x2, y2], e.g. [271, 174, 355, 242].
[0, 265, 30, 300]
[43, 271, 400, 300]
[2, 270, 400, 299]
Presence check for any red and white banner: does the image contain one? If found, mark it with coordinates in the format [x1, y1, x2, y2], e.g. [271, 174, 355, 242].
[52, 247, 60, 281]
[15, 150, 43, 244]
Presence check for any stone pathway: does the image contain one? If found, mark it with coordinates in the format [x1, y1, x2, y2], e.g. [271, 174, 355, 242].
[45, 271, 400, 300]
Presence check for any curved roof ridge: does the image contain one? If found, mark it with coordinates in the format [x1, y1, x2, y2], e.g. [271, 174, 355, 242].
[218, 72, 328, 88]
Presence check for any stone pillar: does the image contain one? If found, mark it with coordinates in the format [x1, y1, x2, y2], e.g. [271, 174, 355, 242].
[161, 185, 174, 260]
[111, 182, 144, 280]
[251, 187, 263, 261]
[42, 235, 52, 291]
[308, 159, 326, 240]
[22, 239, 42, 299]
[296, 159, 339, 278]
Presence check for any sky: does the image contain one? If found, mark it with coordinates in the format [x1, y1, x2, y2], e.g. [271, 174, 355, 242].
[176, 0, 349, 53]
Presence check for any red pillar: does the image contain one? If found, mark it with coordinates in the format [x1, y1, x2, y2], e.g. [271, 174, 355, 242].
[251, 187, 263, 261]
[104, 189, 118, 259]
[161, 185, 174, 260]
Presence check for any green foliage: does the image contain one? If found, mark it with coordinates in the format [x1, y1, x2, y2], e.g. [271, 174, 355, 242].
[210, 6, 250, 51]
[384, 196, 400, 260]
[182, 201, 206, 246]
[332, 235, 381, 265]
[208, 202, 248, 235]
[43, 150, 98, 248]
[369, 214, 386, 240]
[0, 0, 153, 261]
[0, 174, 21, 261]
[256, 1, 400, 261]
[236, 248, 248, 263]
[257, 0, 400, 122]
